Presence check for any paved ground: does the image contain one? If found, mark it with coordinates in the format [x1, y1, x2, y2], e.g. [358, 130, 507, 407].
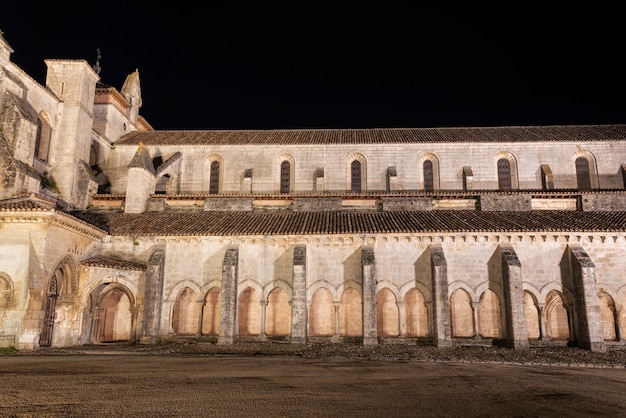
[2, 343, 626, 417]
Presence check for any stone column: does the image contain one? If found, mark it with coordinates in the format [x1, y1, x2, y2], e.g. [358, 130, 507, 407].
[361, 247, 378, 346]
[291, 245, 307, 344]
[538, 303, 547, 340]
[91, 308, 103, 344]
[259, 299, 267, 340]
[472, 302, 480, 339]
[218, 247, 239, 345]
[196, 301, 204, 336]
[430, 244, 452, 347]
[396, 301, 405, 337]
[567, 244, 605, 352]
[140, 248, 165, 344]
[331, 303, 341, 342]
[500, 245, 529, 349]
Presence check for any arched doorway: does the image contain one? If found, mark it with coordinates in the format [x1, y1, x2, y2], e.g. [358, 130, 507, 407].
[86, 283, 136, 344]
[39, 256, 77, 347]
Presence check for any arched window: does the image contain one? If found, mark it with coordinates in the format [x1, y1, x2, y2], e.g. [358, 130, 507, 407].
[209, 160, 220, 194]
[497, 158, 512, 191]
[280, 160, 291, 194]
[575, 157, 591, 191]
[423, 160, 434, 192]
[35, 116, 52, 161]
[351, 160, 361, 193]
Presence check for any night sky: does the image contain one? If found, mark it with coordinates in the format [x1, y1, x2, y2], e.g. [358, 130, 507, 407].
[2, 5, 625, 131]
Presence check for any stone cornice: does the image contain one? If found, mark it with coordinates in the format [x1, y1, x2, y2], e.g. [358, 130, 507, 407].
[0, 209, 106, 240]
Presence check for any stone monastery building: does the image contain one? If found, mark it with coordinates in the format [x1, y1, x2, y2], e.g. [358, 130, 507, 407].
[1, 33, 626, 352]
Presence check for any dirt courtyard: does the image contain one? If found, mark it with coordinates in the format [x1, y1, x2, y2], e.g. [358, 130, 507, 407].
[2, 344, 626, 417]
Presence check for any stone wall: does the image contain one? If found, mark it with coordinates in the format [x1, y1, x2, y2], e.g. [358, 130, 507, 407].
[110, 141, 626, 196]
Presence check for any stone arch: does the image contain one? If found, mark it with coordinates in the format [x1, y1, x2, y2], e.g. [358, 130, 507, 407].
[207, 154, 224, 194]
[39, 255, 79, 347]
[172, 287, 199, 336]
[237, 284, 262, 336]
[154, 152, 182, 194]
[338, 287, 362, 337]
[98, 286, 133, 342]
[347, 153, 367, 193]
[336, 279, 362, 297]
[50, 254, 79, 298]
[523, 290, 541, 340]
[616, 285, 626, 342]
[308, 287, 335, 337]
[275, 153, 295, 194]
[495, 151, 519, 190]
[478, 289, 503, 338]
[307, 280, 339, 303]
[400, 280, 432, 304]
[82, 279, 138, 344]
[403, 287, 430, 337]
[263, 279, 293, 301]
[165, 280, 203, 302]
[265, 287, 291, 336]
[573, 150, 599, 190]
[598, 291, 617, 341]
[450, 288, 474, 338]
[201, 285, 221, 336]
[376, 288, 399, 337]
[375, 280, 401, 299]
[475, 281, 504, 304]
[447, 280, 477, 302]
[418, 153, 440, 191]
[0, 272, 14, 308]
[545, 290, 570, 340]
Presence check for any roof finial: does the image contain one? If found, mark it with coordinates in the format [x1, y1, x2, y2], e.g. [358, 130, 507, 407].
[93, 48, 102, 75]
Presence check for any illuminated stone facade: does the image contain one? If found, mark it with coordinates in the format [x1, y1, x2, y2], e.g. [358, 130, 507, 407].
[1, 33, 626, 352]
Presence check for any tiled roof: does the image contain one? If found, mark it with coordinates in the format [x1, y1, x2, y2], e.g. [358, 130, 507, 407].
[113, 125, 626, 146]
[81, 256, 146, 271]
[0, 194, 55, 211]
[72, 210, 626, 236]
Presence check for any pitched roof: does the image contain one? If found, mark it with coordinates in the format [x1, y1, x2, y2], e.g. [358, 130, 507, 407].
[113, 125, 626, 147]
[72, 210, 626, 236]
[81, 256, 146, 271]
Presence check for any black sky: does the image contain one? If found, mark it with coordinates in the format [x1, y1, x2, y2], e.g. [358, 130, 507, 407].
[2, 5, 625, 130]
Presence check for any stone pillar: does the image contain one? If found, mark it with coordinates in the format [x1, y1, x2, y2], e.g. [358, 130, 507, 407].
[430, 244, 452, 347]
[500, 245, 529, 349]
[332, 303, 340, 342]
[538, 303, 547, 340]
[91, 308, 103, 344]
[291, 245, 307, 344]
[259, 299, 267, 340]
[361, 246, 378, 346]
[195, 301, 204, 336]
[140, 248, 165, 344]
[567, 244, 605, 352]
[218, 247, 239, 345]
[616, 305, 624, 342]
[472, 302, 480, 339]
[397, 301, 405, 337]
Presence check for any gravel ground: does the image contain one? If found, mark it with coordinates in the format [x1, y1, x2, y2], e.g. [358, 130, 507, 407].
[10, 340, 626, 367]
